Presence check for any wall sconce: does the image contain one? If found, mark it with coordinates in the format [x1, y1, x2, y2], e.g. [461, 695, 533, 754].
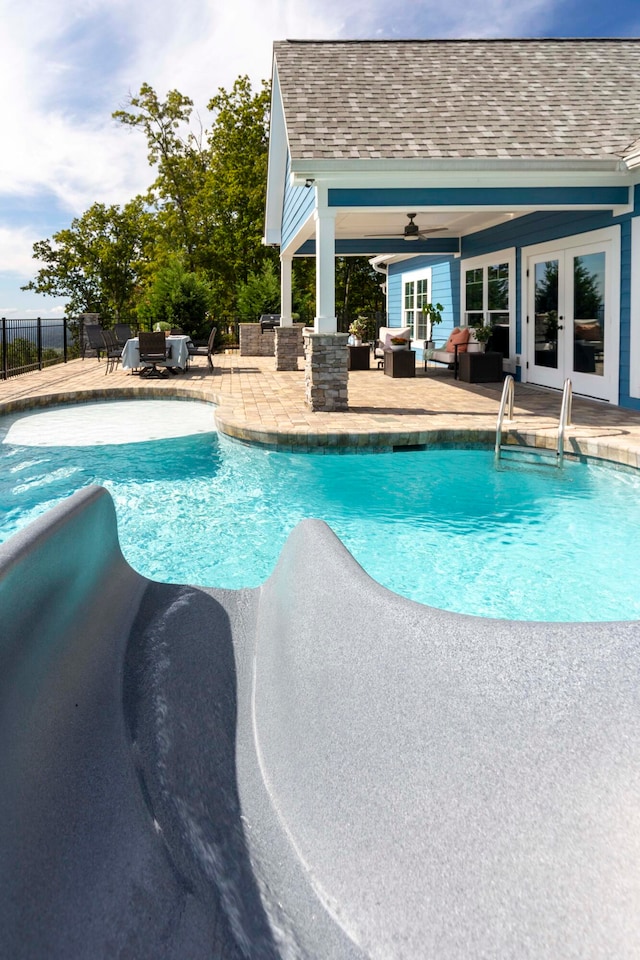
[304, 178, 315, 188]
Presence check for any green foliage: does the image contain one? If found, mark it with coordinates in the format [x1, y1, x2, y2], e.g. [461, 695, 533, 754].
[24, 76, 384, 328]
[422, 302, 444, 327]
[137, 261, 213, 340]
[348, 316, 374, 340]
[22, 199, 153, 317]
[236, 260, 280, 321]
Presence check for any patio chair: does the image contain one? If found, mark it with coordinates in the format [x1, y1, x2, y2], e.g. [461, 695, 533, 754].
[101, 329, 123, 375]
[425, 326, 482, 379]
[83, 322, 106, 360]
[187, 325, 217, 371]
[374, 327, 411, 369]
[138, 331, 171, 378]
[113, 323, 134, 348]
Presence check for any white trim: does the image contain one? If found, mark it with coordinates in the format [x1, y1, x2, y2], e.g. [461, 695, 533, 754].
[630, 217, 640, 398]
[460, 247, 516, 374]
[400, 265, 433, 345]
[521, 226, 620, 404]
[289, 161, 634, 189]
[264, 69, 288, 245]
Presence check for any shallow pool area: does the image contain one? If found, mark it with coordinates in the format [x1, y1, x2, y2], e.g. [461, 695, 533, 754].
[2, 399, 640, 622]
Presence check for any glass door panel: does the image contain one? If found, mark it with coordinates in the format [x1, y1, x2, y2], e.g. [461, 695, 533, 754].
[534, 259, 559, 370]
[572, 252, 605, 377]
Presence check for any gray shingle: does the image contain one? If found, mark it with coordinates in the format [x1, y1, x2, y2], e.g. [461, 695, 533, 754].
[274, 39, 640, 163]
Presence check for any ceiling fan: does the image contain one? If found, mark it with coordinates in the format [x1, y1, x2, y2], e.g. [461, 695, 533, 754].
[366, 213, 447, 241]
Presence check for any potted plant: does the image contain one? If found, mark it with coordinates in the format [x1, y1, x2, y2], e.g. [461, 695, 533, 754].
[421, 302, 444, 344]
[348, 315, 372, 345]
[471, 321, 494, 351]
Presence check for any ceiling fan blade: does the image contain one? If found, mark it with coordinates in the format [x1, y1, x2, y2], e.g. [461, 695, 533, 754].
[417, 227, 447, 235]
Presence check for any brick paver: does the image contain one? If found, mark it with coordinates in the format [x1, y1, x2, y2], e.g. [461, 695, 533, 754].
[2, 352, 640, 467]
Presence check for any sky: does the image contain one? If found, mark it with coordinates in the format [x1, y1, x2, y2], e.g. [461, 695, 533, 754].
[1, 0, 639, 319]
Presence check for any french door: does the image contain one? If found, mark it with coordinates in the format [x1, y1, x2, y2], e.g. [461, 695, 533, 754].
[524, 230, 619, 402]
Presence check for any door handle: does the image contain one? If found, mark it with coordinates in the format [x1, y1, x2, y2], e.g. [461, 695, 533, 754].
[557, 325, 564, 330]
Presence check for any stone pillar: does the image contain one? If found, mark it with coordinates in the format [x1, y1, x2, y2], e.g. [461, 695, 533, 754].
[275, 325, 301, 371]
[303, 329, 349, 411]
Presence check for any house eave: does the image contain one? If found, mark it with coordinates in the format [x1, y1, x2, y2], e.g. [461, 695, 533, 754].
[290, 156, 632, 189]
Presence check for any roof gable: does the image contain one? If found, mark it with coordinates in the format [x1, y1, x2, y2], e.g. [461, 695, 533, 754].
[273, 39, 640, 165]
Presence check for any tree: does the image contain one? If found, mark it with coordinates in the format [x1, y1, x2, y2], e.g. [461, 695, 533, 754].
[204, 76, 276, 311]
[114, 85, 208, 270]
[22, 199, 154, 317]
[137, 260, 213, 340]
[236, 260, 280, 321]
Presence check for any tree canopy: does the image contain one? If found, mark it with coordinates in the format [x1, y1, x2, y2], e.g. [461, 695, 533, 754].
[24, 77, 383, 326]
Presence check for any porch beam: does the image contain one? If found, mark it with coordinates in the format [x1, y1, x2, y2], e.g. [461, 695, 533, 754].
[328, 186, 630, 208]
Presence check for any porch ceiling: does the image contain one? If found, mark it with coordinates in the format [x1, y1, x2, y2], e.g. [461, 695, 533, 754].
[332, 208, 528, 241]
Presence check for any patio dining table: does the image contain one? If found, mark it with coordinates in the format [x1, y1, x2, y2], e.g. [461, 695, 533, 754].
[121, 335, 191, 374]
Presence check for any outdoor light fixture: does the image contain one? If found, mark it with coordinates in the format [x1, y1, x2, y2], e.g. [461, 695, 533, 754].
[304, 178, 315, 188]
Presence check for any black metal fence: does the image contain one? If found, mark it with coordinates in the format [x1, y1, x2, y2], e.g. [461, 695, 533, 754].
[0, 315, 246, 380]
[0, 316, 77, 380]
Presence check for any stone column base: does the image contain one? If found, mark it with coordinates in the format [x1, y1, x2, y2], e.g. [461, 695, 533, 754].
[275, 325, 302, 371]
[303, 331, 349, 411]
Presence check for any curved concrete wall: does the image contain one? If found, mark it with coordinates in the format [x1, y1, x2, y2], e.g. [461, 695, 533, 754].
[2, 487, 640, 958]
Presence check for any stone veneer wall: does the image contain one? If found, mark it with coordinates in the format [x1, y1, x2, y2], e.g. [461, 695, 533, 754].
[303, 330, 349, 412]
[274, 326, 303, 371]
[239, 323, 305, 358]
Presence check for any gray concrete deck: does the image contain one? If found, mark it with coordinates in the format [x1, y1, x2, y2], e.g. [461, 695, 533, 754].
[2, 351, 640, 466]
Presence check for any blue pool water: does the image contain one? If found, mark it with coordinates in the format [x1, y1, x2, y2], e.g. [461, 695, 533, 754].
[2, 402, 640, 622]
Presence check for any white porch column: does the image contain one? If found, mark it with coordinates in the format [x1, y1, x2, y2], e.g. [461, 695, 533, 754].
[314, 208, 337, 333]
[280, 254, 293, 327]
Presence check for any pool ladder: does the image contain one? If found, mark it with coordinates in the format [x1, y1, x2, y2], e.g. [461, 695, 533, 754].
[495, 376, 572, 468]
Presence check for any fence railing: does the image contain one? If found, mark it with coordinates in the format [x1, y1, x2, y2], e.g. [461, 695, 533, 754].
[1, 317, 76, 380]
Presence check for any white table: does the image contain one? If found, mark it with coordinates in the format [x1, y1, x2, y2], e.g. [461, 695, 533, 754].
[121, 335, 191, 373]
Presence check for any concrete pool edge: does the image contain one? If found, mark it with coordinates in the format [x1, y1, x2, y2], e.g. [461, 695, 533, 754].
[2, 385, 640, 468]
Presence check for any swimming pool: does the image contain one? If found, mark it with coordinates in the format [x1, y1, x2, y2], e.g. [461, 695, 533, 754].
[2, 399, 640, 622]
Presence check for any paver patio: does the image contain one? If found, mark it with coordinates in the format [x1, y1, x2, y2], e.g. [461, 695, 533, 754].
[2, 351, 640, 466]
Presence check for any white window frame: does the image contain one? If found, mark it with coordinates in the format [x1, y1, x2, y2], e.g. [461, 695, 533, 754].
[401, 266, 433, 345]
[460, 248, 516, 372]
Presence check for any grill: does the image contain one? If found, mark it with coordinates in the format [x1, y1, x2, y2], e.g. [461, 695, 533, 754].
[260, 314, 281, 333]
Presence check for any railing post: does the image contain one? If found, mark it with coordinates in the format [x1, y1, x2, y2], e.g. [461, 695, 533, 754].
[1, 318, 7, 380]
[37, 317, 42, 370]
[63, 316, 68, 363]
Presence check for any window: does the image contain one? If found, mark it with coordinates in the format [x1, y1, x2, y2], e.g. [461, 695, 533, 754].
[403, 270, 432, 340]
[461, 249, 515, 364]
[464, 261, 510, 328]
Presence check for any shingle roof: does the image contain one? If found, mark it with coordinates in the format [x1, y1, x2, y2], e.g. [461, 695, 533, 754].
[273, 39, 640, 164]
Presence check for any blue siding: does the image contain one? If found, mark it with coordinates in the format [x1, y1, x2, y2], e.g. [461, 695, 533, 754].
[296, 237, 460, 256]
[329, 187, 629, 208]
[282, 153, 315, 250]
[461, 209, 620, 258]
[387, 257, 460, 361]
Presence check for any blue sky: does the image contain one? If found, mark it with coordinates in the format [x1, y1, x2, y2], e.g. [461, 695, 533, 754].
[1, 0, 639, 318]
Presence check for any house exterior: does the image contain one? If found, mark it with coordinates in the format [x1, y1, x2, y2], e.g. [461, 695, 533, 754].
[265, 38, 640, 408]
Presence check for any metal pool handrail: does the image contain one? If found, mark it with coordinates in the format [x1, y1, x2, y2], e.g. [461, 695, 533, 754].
[494, 374, 515, 461]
